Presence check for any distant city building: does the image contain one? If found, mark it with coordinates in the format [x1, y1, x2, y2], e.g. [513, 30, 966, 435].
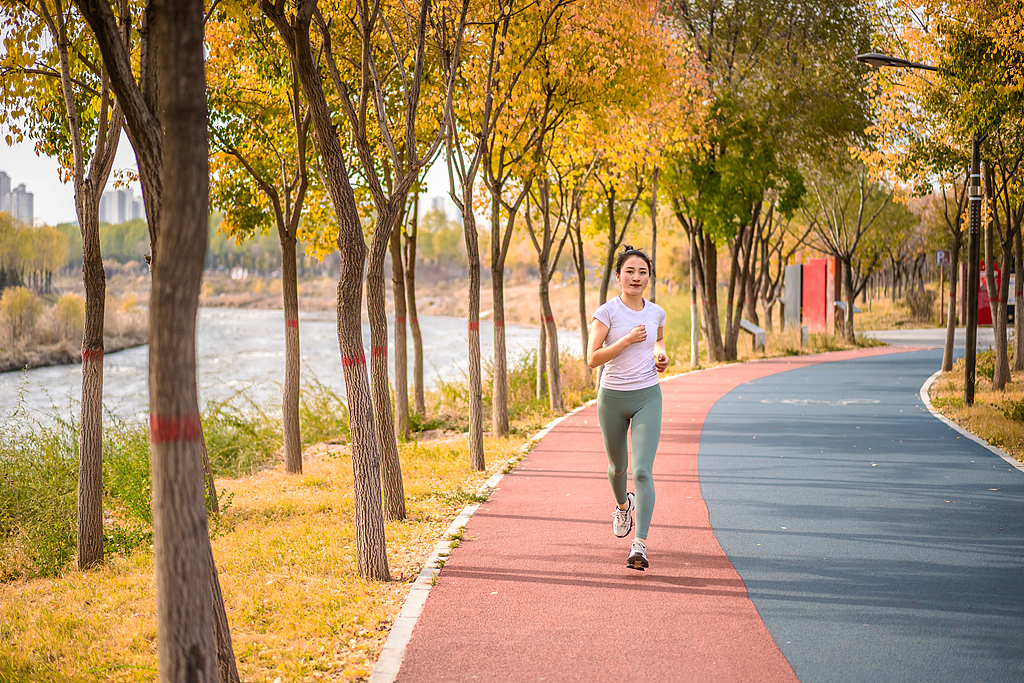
[0, 171, 33, 224]
[425, 194, 463, 226]
[0, 172, 10, 211]
[99, 186, 141, 224]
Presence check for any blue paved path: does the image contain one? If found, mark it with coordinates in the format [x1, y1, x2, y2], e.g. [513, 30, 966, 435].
[700, 349, 1024, 682]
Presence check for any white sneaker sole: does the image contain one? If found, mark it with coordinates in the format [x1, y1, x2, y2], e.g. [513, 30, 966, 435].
[613, 493, 635, 538]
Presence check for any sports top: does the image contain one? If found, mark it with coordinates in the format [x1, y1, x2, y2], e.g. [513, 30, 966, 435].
[592, 296, 666, 391]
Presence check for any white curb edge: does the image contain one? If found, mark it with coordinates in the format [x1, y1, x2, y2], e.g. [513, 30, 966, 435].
[920, 370, 1024, 473]
[369, 398, 598, 683]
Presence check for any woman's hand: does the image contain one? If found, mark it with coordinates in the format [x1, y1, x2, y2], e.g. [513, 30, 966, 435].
[625, 325, 647, 345]
[655, 353, 669, 373]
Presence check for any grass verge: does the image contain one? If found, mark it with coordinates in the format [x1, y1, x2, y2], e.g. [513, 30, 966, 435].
[0, 431, 530, 682]
[927, 350, 1024, 465]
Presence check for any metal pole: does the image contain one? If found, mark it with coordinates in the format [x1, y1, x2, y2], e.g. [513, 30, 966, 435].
[965, 133, 983, 406]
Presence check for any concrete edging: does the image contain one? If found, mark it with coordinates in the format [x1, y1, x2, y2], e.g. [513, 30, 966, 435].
[369, 398, 598, 683]
[919, 370, 1024, 474]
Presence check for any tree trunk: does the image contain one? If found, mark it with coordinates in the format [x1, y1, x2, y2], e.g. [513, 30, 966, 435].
[52, 0, 120, 573]
[724, 219, 754, 360]
[689, 231, 700, 367]
[77, 204, 105, 570]
[844, 258, 856, 343]
[983, 196, 1007, 389]
[571, 228, 592, 383]
[700, 234, 725, 362]
[489, 187, 512, 437]
[390, 219, 410, 441]
[649, 167, 658, 304]
[403, 193, 425, 416]
[536, 310, 547, 401]
[149, 3, 226, 681]
[367, 210, 407, 521]
[943, 230, 961, 373]
[993, 220, 1013, 390]
[491, 259, 510, 436]
[538, 257, 563, 412]
[1015, 228, 1024, 372]
[599, 186, 617, 305]
[281, 234, 302, 473]
[462, 205, 485, 471]
[262, 0, 390, 580]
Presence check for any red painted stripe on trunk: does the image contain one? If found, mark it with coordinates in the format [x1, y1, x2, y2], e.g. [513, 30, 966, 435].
[285, 319, 299, 328]
[371, 346, 388, 357]
[149, 413, 203, 444]
[494, 319, 505, 327]
[397, 316, 406, 323]
[342, 352, 366, 367]
[468, 322, 480, 331]
[82, 348, 104, 362]
[410, 317, 418, 324]
[543, 315, 554, 323]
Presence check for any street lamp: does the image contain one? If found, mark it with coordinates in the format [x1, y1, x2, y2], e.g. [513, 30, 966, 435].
[855, 52, 983, 406]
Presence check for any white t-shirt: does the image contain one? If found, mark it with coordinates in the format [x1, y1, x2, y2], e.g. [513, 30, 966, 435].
[592, 296, 666, 391]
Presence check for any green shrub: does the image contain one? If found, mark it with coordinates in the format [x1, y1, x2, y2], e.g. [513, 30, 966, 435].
[202, 393, 281, 478]
[299, 378, 350, 446]
[483, 349, 597, 426]
[102, 414, 154, 556]
[1002, 398, 1024, 422]
[0, 409, 79, 580]
[976, 350, 996, 380]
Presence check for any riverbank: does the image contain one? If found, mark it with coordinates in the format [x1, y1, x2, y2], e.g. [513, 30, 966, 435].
[0, 277, 148, 373]
[0, 331, 147, 374]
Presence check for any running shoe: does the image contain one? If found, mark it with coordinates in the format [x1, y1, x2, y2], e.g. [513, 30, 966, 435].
[612, 491, 634, 538]
[627, 538, 648, 571]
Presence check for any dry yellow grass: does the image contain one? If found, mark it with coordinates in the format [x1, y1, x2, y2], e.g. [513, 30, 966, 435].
[0, 434, 528, 682]
[927, 353, 1024, 465]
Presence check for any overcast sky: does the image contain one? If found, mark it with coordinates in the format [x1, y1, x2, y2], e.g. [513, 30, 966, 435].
[1, 133, 455, 227]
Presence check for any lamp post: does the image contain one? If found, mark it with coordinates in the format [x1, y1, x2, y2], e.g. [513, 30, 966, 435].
[855, 52, 982, 406]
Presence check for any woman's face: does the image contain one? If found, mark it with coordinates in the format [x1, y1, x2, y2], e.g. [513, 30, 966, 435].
[616, 255, 650, 296]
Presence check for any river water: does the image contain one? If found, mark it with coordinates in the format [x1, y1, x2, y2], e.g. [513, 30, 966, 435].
[0, 308, 581, 420]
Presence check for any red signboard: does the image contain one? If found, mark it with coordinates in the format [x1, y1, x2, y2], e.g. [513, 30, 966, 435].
[802, 259, 827, 333]
[801, 257, 840, 334]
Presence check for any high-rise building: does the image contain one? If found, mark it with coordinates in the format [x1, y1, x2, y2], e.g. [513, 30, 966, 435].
[99, 187, 142, 224]
[0, 172, 10, 213]
[9, 183, 33, 224]
[117, 187, 131, 223]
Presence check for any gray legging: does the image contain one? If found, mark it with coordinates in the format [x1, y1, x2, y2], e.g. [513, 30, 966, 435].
[597, 384, 663, 539]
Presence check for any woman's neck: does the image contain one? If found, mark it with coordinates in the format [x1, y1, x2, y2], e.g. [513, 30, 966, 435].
[618, 293, 645, 311]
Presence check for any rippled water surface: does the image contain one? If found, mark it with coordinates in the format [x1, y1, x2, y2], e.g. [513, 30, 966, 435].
[0, 308, 581, 419]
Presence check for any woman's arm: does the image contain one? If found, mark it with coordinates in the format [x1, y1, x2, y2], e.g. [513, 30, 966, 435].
[587, 318, 647, 369]
[654, 326, 669, 373]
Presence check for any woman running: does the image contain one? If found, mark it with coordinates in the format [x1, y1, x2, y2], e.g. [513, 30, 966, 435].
[587, 246, 668, 570]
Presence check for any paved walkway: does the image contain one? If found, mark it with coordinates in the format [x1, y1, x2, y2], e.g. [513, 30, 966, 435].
[383, 347, 1024, 682]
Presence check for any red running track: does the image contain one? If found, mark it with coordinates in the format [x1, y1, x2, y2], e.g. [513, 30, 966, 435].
[394, 348, 910, 683]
